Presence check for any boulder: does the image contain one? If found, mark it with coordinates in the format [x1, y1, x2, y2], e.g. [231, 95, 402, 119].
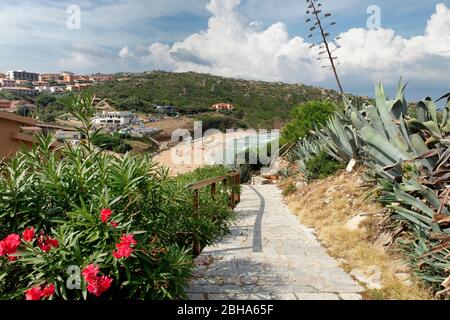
[345, 213, 368, 231]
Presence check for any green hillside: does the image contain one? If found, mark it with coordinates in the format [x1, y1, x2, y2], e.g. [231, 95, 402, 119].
[90, 71, 344, 128]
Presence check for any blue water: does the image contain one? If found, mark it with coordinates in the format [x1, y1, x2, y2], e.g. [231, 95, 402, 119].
[211, 131, 280, 165]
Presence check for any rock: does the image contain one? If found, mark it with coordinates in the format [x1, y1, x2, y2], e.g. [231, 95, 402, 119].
[350, 266, 382, 290]
[346, 159, 357, 172]
[295, 181, 307, 189]
[345, 213, 368, 231]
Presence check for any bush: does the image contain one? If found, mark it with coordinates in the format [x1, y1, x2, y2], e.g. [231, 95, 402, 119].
[282, 182, 296, 196]
[0, 95, 236, 300]
[92, 134, 132, 154]
[281, 101, 335, 145]
[196, 114, 248, 133]
[303, 150, 343, 182]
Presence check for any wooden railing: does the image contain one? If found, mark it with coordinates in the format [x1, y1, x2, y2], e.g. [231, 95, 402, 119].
[187, 171, 241, 256]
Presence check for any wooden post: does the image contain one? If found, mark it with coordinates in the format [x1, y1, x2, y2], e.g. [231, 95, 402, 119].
[235, 174, 241, 204]
[231, 176, 235, 209]
[211, 182, 216, 200]
[193, 189, 201, 257]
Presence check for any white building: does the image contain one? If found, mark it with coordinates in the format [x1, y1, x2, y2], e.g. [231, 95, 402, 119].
[0, 87, 38, 96]
[92, 111, 136, 126]
[50, 87, 66, 94]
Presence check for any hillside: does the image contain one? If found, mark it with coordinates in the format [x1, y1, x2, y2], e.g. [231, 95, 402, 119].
[90, 71, 343, 128]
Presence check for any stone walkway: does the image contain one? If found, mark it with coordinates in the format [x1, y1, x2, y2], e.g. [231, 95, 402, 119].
[186, 185, 364, 300]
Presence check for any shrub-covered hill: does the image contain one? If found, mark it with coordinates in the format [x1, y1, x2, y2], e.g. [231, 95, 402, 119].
[90, 71, 344, 128]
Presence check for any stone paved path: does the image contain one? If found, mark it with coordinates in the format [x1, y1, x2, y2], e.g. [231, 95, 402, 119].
[186, 185, 364, 300]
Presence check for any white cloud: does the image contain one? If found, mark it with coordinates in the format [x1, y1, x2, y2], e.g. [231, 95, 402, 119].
[132, 0, 450, 96]
[119, 46, 132, 58]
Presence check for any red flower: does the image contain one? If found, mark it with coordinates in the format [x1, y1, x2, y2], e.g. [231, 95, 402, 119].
[113, 244, 134, 259]
[120, 234, 137, 246]
[113, 234, 137, 259]
[82, 264, 113, 297]
[100, 208, 112, 224]
[37, 234, 59, 252]
[25, 284, 55, 300]
[25, 287, 42, 301]
[87, 276, 113, 297]
[0, 234, 21, 260]
[22, 227, 35, 242]
[110, 221, 118, 228]
[81, 264, 100, 283]
[41, 284, 55, 298]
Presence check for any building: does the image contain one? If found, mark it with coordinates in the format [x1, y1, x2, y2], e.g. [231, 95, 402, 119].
[0, 112, 63, 158]
[0, 73, 6, 79]
[35, 85, 52, 93]
[50, 87, 66, 94]
[0, 87, 38, 96]
[6, 70, 39, 82]
[60, 71, 75, 83]
[15, 80, 32, 87]
[39, 74, 60, 82]
[0, 79, 16, 87]
[67, 83, 92, 92]
[55, 130, 82, 140]
[212, 103, 235, 111]
[92, 111, 136, 126]
[155, 105, 177, 114]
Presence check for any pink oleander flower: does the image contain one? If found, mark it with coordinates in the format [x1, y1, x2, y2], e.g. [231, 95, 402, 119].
[22, 227, 35, 242]
[82, 264, 113, 297]
[0, 234, 21, 260]
[113, 234, 137, 259]
[100, 208, 112, 224]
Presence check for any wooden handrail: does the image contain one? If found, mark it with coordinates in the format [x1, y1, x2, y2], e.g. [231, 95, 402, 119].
[187, 171, 240, 190]
[188, 171, 241, 256]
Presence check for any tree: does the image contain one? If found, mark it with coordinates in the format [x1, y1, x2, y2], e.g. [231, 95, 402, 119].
[281, 100, 335, 145]
[306, 0, 344, 94]
[35, 94, 56, 107]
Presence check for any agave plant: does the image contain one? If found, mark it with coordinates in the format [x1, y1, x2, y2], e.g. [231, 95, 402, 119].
[285, 81, 450, 296]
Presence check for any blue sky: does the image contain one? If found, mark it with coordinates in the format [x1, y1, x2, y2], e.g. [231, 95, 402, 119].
[0, 0, 449, 100]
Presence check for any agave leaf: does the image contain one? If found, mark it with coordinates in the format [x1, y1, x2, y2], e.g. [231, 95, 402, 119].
[389, 205, 433, 227]
[394, 188, 436, 218]
[360, 125, 410, 163]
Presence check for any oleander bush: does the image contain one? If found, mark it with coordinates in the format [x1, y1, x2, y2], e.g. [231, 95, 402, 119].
[0, 95, 236, 300]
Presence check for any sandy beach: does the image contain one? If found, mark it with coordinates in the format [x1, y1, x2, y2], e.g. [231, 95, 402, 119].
[153, 130, 260, 175]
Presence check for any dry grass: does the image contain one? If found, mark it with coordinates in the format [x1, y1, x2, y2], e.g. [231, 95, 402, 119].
[281, 167, 434, 300]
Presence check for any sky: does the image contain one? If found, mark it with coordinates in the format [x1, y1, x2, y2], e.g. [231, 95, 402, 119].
[0, 0, 449, 100]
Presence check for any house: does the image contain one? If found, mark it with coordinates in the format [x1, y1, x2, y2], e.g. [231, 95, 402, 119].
[55, 130, 83, 146]
[155, 105, 177, 114]
[6, 70, 39, 82]
[92, 111, 136, 126]
[0, 79, 16, 87]
[60, 71, 75, 83]
[0, 87, 38, 96]
[50, 87, 66, 94]
[212, 103, 235, 111]
[0, 112, 62, 158]
[39, 74, 60, 82]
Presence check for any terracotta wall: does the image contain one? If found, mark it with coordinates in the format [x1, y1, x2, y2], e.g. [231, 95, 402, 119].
[0, 119, 33, 158]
